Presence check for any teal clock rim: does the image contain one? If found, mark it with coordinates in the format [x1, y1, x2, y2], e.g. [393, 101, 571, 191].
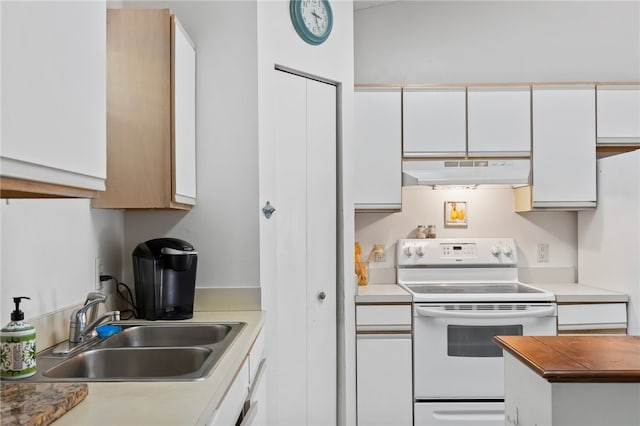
[289, 0, 333, 46]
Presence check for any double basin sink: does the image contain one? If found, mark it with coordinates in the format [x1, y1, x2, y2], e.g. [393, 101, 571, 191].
[30, 322, 245, 382]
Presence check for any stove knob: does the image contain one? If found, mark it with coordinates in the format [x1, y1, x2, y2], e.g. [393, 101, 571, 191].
[403, 246, 413, 258]
[490, 245, 501, 257]
[502, 245, 513, 257]
[415, 247, 424, 258]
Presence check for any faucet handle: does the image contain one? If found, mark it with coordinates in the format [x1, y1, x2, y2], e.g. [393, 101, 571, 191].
[81, 292, 107, 324]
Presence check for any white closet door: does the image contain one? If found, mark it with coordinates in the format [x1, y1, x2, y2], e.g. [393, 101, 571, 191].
[306, 78, 337, 426]
[270, 71, 337, 426]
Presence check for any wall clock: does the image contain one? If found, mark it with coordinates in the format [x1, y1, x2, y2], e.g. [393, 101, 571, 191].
[290, 0, 333, 45]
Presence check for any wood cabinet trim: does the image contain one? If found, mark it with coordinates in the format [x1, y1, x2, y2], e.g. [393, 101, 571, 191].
[0, 177, 97, 199]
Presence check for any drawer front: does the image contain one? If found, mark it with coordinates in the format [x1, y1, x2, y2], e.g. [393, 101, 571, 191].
[558, 303, 627, 330]
[356, 304, 411, 328]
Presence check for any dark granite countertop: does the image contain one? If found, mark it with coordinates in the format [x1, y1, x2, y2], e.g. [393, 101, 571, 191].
[1, 382, 88, 425]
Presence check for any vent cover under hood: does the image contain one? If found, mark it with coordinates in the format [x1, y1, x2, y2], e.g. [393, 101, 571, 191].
[402, 159, 531, 186]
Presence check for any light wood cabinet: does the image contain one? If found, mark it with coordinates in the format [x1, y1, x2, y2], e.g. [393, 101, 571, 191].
[0, 1, 106, 198]
[92, 9, 196, 210]
[356, 304, 412, 426]
[354, 88, 402, 211]
[403, 87, 466, 157]
[596, 84, 640, 144]
[467, 86, 531, 157]
[515, 85, 596, 211]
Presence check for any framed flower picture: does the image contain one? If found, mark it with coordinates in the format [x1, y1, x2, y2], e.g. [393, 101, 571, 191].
[445, 201, 467, 228]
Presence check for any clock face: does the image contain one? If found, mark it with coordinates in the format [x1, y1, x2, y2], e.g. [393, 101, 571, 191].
[290, 0, 333, 45]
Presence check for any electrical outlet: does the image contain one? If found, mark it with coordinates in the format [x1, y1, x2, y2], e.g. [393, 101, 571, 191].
[95, 258, 105, 289]
[537, 243, 549, 263]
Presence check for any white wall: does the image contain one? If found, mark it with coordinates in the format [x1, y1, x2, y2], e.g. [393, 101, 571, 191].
[0, 199, 124, 318]
[120, 1, 260, 288]
[355, 0, 640, 83]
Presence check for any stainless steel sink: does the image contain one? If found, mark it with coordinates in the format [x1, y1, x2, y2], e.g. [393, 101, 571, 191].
[44, 347, 212, 379]
[95, 323, 233, 348]
[28, 321, 246, 382]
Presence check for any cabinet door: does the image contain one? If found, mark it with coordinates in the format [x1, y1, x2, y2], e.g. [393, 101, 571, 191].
[531, 86, 596, 208]
[403, 88, 466, 157]
[208, 359, 249, 426]
[354, 89, 402, 210]
[172, 16, 197, 205]
[356, 333, 412, 426]
[468, 87, 531, 157]
[596, 85, 640, 144]
[1, 1, 106, 192]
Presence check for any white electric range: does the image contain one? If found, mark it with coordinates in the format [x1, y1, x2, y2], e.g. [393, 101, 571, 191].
[397, 238, 556, 426]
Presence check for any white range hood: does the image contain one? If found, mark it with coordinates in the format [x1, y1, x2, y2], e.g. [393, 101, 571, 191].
[402, 159, 531, 187]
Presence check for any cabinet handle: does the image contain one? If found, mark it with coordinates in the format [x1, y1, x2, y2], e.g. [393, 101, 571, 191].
[318, 291, 326, 300]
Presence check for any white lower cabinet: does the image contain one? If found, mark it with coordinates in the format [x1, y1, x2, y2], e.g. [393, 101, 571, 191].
[557, 302, 627, 334]
[356, 304, 412, 426]
[209, 359, 249, 426]
[504, 352, 640, 426]
[208, 328, 266, 426]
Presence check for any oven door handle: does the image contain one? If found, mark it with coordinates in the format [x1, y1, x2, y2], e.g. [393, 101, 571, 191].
[415, 305, 557, 319]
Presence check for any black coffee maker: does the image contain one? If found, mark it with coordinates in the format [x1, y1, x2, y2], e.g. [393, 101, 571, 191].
[132, 238, 198, 320]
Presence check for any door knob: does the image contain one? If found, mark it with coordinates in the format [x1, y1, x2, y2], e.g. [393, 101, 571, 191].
[318, 291, 326, 300]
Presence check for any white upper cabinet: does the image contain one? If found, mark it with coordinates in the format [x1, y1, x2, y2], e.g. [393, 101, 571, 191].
[520, 85, 596, 210]
[173, 18, 197, 205]
[403, 88, 466, 157]
[467, 87, 531, 157]
[0, 1, 106, 197]
[596, 85, 640, 144]
[354, 88, 402, 210]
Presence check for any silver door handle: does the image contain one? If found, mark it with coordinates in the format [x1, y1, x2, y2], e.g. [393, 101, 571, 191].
[318, 291, 326, 300]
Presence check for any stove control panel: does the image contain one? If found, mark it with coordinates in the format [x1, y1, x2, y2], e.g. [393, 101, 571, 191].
[397, 238, 517, 266]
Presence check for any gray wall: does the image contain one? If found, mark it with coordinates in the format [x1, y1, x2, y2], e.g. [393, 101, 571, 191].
[355, 1, 640, 83]
[122, 1, 260, 288]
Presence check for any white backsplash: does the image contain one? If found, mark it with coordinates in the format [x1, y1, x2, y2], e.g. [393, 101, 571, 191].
[356, 186, 578, 278]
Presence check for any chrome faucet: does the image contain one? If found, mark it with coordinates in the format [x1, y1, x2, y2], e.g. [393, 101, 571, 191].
[68, 293, 120, 346]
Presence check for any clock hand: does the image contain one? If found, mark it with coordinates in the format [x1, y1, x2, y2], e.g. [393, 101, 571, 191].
[311, 10, 322, 20]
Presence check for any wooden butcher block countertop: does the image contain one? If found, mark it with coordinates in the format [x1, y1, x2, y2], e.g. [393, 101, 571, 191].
[0, 382, 88, 425]
[493, 335, 640, 383]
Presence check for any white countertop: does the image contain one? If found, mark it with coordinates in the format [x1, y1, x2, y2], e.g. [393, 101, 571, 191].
[356, 282, 628, 304]
[54, 310, 264, 426]
[355, 284, 412, 303]
[529, 282, 629, 303]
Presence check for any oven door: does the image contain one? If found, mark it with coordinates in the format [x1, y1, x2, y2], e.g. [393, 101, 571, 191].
[413, 303, 556, 400]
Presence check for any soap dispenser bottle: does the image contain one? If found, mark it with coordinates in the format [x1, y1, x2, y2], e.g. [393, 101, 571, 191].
[1, 297, 36, 379]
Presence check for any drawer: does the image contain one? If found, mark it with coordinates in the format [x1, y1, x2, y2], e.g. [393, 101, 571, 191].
[356, 304, 411, 328]
[557, 303, 627, 331]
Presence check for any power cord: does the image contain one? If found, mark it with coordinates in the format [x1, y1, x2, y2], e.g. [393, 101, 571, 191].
[99, 274, 138, 320]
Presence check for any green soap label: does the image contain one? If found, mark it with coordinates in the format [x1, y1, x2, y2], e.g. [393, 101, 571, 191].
[1, 333, 36, 343]
[0, 340, 36, 374]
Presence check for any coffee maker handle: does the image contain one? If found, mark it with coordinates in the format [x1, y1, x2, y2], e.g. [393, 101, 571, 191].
[161, 247, 198, 256]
